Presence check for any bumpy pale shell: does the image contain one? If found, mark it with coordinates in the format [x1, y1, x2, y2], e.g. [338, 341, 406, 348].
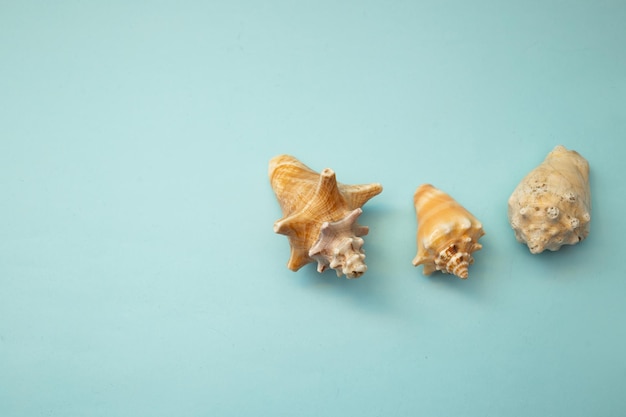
[508, 145, 591, 254]
[269, 155, 382, 278]
[412, 184, 485, 279]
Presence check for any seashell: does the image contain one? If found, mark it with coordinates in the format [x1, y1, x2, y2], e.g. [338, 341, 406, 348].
[269, 154, 383, 278]
[507, 145, 591, 254]
[412, 184, 485, 279]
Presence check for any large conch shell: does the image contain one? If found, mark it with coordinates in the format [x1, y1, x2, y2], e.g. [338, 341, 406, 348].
[508, 145, 591, 254]
[412, 184, 485, 279]
[269, 155, 383, 278]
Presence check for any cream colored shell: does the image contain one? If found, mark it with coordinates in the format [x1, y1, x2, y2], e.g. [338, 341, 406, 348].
[508, 145, 591, 254]
[412, 184, 485, 279]
[269, 155, 382, 278]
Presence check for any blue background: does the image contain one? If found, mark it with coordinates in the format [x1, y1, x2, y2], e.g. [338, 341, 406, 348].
[2, 1, 626, 416]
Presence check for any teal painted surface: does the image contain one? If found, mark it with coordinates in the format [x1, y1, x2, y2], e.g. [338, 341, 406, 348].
[1, 1, 625, 416]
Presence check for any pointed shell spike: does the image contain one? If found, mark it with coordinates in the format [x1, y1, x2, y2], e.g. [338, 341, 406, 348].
[412, 184, 485, 279]
[507, 145, 591, 253]
[269, 155, 382, 278]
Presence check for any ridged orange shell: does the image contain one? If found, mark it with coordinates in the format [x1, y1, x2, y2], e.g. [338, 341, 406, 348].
[269, 155, 382, 278]
[412, 184, 485, 279]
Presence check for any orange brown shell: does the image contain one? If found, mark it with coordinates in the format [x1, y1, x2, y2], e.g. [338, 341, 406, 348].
[269, 155, 382, 278]
[412, 184, 485, 279]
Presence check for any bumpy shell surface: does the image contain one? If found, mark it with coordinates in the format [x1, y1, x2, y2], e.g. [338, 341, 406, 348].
[412, 184, 485, 279]
[269, 155, 382, 278]
[508, 145, 591, 254]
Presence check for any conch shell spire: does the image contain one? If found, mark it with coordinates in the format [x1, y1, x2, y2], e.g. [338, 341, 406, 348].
[412, 184, 485, 279]
[508, 145, 591, 254]
[269, 155, 382, 278]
